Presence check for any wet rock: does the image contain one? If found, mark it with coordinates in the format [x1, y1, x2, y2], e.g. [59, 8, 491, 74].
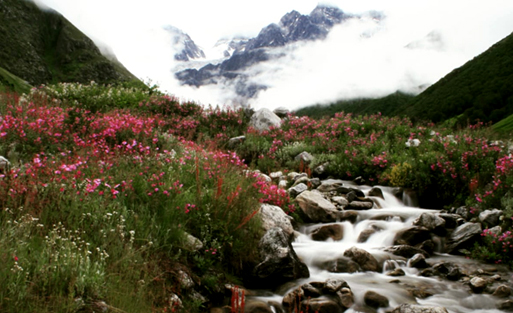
[332, 196, 349, 207]
[244, 299, 274, 313]
[288, 183, 308, 197]
[419, 268, 436, 277]
[392, 303, 449, 313]
[324, 257, 361, 273]
[358, 225, 382, 243]
[343, 246, 380, 272]
[354, 176, 365, 185]
[311, 224, 344, 241]
[295, 151, 314, 164]
[453, 206, 471, 220]
[254, 227, 309, 288]
[446, 267, 463, 281]
[296, 190, 338, 223]
[364, 290, 389, 308]
[438, 213, 462, 229]
[385, 245, 428, 258]
[393, 227, 431, 247]
[317, 179, 345, 192]
[469, 277, 487, 293]
[282, 279, 354, 313]
[367, 187, 385, 199]
[413, 213, 446, 236]
[499, 300, 513, 311]
[347, 200, 374, 210]
[386, 268, 406, 276]
[408, 253, 428, 269]
[259, 204, 295, 237]
[250, 108, 281, 131]
[445, 222, 482, 254]
[493, 285, 512, 298]
[345, 190, 358, 202]
[418, 240, 435, 256]
[479, 209, 502, 227]
[227, 135, 245, 149]
[339, 210, 359, 223]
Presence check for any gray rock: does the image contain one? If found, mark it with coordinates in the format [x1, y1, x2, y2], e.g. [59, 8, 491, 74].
[493, 285, 511, 298]
[445, 222, 482, 254]
[278, 180, 288, 189]
[438, 213, 463, 229]
[259, 204, 294, 237]
[288, 183, 308, 197]
[343, 246, 380, 272]
[309, 177, 321, 188]
[454, 206, 471, 220]
[409, 253, 428, 268]
[499, 300, 513, 311]
[364, 290, 389, 308]
[332, 196, 349, 207]
[469, 277, 487, 293]
[324, 257, 361, 273]
[386, 268, 406, 276]
[394, 227, 431, 247]
[392, 303, 449, 313]
[385, 245, 428, 258]
[358, 227, 379, 243]
[367, 187, 385, 199]
[317, 179, 345, 192]
[347, 200, 374, 210]
[273, 107, 290, 118]
[311, 224, 344, 241]
[244, 299, 274, 313]
[413, 213, 446, 235]
[227, 135, 245, 149]
[269, 171, 284, 181]
[254, 227, 309, 288]
[294, 151, 314, 163]
[296, 190, 338, 223]
[0, 156, 10, 173]
[183, 232, 203, 251]
[250, 108, 281, 131]
[479, 209, 502, 227]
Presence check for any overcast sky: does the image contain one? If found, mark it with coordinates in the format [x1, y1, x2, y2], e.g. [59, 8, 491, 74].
[34, 0, 513, 110]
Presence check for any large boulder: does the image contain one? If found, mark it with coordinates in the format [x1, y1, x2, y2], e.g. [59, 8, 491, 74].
[392, 304, 448, 313]
[253, 227, 309, 288]
[296, 190, 338, 223]
[445, 222, 482, 254]
[343, 246, 380, 272]
[259, 204, 294, 237]
[250, 108, 281, 131]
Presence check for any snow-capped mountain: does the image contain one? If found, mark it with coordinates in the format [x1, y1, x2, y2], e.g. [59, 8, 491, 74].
[164, 26, 205, 62]
[174, 5, 362, 99]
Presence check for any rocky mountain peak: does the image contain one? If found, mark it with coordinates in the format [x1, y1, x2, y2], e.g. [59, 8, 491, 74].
[165, 26, 205, 62]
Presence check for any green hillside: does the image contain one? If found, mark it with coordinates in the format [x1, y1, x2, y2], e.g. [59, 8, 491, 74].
[404, 31, 513, 125]
[0, 0, 140, 87]
[0, 66, 32, 94]
[295, 91, 415, 118]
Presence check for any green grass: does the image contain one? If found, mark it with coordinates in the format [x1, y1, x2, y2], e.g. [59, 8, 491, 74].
[0, 66, 32, 94]
[493, 113, 513, 132]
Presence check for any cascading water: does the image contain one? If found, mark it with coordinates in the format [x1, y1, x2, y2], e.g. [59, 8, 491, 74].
[252, 186, 513, 313]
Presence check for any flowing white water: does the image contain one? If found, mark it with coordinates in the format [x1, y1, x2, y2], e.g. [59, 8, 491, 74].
[260, 187, 513, 313]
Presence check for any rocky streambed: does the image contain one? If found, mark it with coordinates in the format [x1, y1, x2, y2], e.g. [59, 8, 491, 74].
[223, 174, 513, 313]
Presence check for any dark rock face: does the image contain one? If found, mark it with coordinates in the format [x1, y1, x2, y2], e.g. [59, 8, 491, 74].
[0, 0, 138, 86]
[253, 227, 309, 288]
[394, 227, 432, 246]
[174, 5, 356, 99]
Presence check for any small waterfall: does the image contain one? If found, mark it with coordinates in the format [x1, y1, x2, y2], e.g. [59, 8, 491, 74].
[252, 186, 513, 313]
